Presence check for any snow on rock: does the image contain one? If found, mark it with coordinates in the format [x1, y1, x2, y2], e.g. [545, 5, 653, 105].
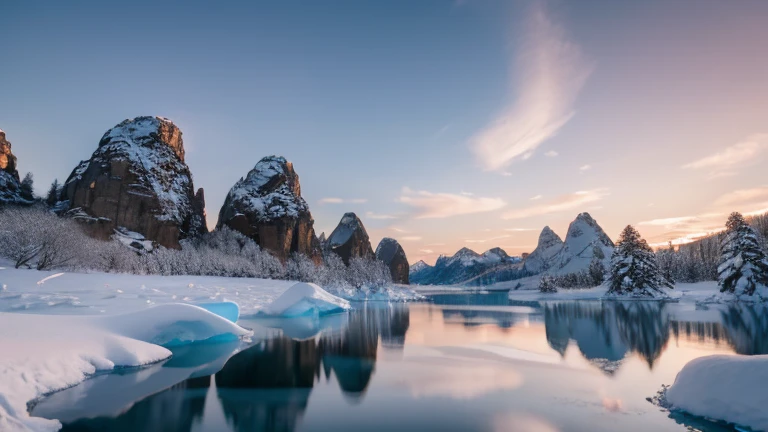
[59, 116, 207, 249]
[523, 213, 614, 276]
[409, 260, 431, 274]
[0, 303, 250, 432]
[523, 226, 563, 273]
[327, 212, 375, 265]
[216, 156, 322, 262]
[664, 354, 768, 431]
[0, 129, 32, 206]
[260, 282, 350, 317]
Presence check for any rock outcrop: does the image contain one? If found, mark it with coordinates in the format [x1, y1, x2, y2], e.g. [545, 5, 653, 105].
[216, 156, 322, 263]
[375, 238, 409, 284]
[59, 116, 207, 248]
[523, 226, 564, 273]
[0, 129, 31, 206]
[327, 212, 374, 265]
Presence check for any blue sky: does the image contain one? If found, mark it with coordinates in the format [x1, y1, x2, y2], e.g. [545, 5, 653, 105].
[2, 0, 768, 264]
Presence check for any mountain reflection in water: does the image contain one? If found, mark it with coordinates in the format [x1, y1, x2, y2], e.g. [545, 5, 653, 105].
[38, 296, 768, 432]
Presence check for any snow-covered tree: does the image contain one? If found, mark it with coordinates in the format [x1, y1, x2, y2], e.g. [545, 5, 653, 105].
[539, 275, 558, 293]
[608, 225, 673, 297]
[588, 257, 606, 286]
[718, 212, 768, 296]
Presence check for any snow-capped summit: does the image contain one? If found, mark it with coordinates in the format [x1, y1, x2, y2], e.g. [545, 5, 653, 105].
[59, 116, 207, 248]
[523, 213, 614, 276]
[523, 226, 564, 273]
[409, 260, 431, 273]
[554, 212, 614, 274]
[217, 156, 322, 262]
[327, 212, 374, 265]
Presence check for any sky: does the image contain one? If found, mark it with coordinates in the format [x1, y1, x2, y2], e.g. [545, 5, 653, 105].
[2, 0, 768, 265]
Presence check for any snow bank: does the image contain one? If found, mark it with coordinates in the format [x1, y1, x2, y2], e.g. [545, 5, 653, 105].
[665, 354, 768, 431]
[260, 282, 350, 317]
[0, 304, 251, 432]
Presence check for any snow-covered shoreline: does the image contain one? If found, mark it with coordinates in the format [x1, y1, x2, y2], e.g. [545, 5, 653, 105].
[661, 354, 768, 432]
[0, 304, 251, 432]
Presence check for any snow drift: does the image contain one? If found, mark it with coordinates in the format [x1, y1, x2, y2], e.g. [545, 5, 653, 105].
[665, 354, 768, 431]
[0, 303, 251, 432]
[259, 282, 350, 317]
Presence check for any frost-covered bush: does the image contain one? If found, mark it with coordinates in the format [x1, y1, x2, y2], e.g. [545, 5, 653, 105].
[608, 225, 673, 297]
[0, 206, 91, 270]
[718, 212, 768, 296]
[0, 207, 395, 289]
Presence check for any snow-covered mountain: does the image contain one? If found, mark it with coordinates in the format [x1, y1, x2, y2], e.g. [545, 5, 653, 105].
[59, 116, 207, 248]
[217, 155, 322, 262]
[524, 212, 614, 276]
[523, 226, 564, 274]
[409, 247, 522, 285]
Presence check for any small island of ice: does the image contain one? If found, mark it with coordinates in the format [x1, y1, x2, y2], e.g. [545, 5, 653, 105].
[259, 282, 351, 317]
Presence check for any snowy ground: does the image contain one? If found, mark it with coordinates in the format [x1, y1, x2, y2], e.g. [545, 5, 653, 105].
[0, 263, 367, 432]
[0, 264, 295, 317]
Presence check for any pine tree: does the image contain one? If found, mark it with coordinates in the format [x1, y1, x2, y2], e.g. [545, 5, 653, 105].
[588, 257, 606, 286]
[45, 179, 60, 207]
[19, 172, 34, 201]
[608, 225, 673, 297]
[718, 212, 768, 296]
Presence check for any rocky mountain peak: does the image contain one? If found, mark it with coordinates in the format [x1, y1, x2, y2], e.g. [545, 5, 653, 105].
[217, 156, 320, 262]
[59, 116, 206, 248]
[99, 116, 185, 163]
[375, 237, 410, 284]
[0, 129, 19, 181]
[328, 212, 374, 265]
[0, 129, 27, 206]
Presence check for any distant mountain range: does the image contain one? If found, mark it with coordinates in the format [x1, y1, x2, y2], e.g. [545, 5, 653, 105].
[410, 212, 614, 286]
[409, 247, 522, 286]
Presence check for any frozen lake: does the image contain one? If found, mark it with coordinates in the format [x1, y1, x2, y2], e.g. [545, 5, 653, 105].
[32, 293, 761, 431]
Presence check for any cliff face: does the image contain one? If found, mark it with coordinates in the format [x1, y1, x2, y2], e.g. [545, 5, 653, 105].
[60, 116, 207, 248]
[0, 129, 32, 206]
[375, 238, 409, 284]
[327, 212, 374, 265]
[217, 156, 322, 262]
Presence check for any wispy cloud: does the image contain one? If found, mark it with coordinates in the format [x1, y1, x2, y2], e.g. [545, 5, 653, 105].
[470, 3, 592, 171]
[638, 214, 722, 229]
[399, 187, 506, 219]
[682, 134, 768, 177]
[505, 228, 536, 232]
[466, 234, 511, 244]
[579, 164, 591, 172]
[530, 195, 543, 201]
[401, 236, 422, 241]
[390, 227, 410, 233]
[544, 150, 559, 157]
[503, 188, 608, 220]
[420, 249, 434, 254]
[366, 211, 398, 220]
[319, 197, 368, 205]
[714, 186, 768, 207]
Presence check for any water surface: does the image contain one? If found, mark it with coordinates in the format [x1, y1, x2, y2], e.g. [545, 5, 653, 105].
[34, 293, 766, 431]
